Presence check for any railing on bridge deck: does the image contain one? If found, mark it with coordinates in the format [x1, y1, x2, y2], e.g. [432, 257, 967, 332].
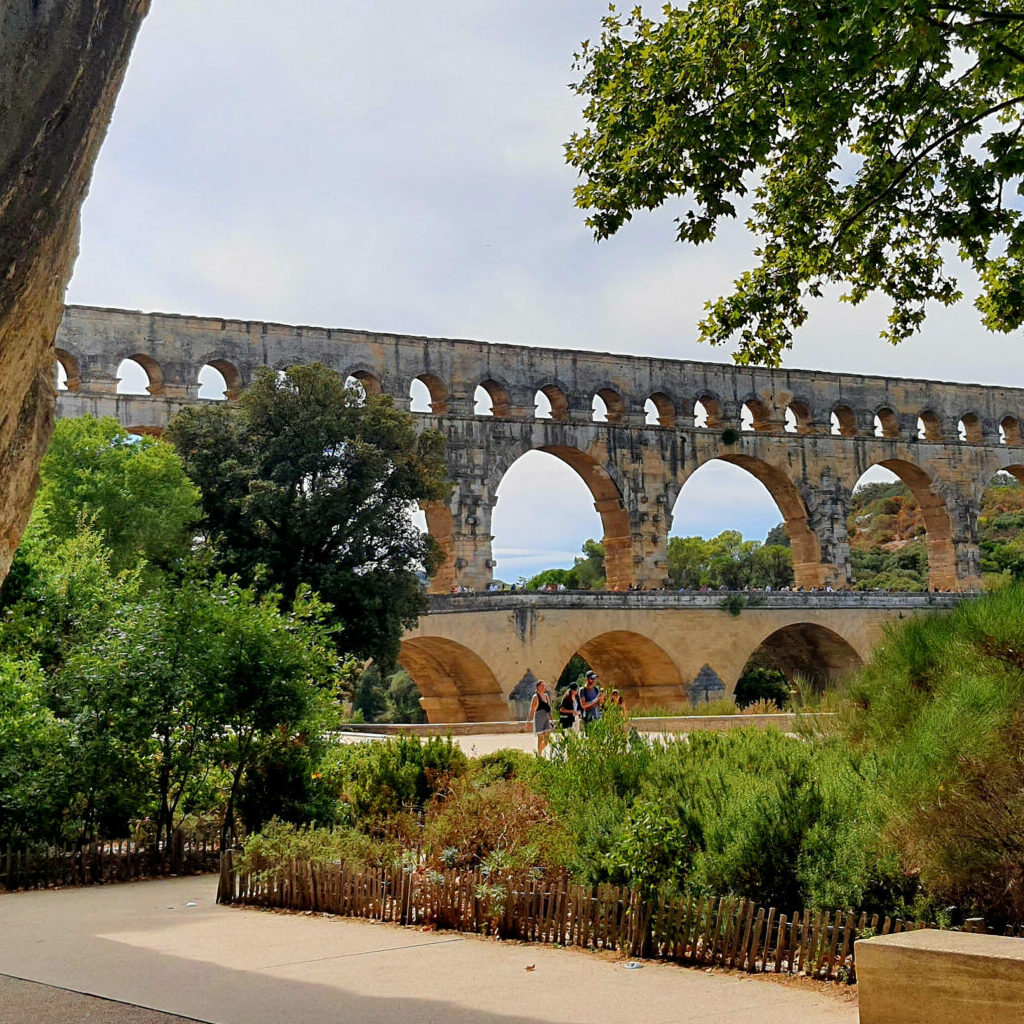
[423, 589, 969, 613]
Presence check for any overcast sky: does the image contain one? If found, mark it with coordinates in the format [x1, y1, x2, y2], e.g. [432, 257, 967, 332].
[66, 1, 1024, 580]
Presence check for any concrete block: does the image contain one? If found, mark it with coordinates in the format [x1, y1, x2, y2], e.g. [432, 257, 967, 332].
[856, 928, 1024, 1024]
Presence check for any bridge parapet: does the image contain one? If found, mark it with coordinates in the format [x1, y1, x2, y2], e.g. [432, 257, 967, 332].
[423, 591, 967, 614]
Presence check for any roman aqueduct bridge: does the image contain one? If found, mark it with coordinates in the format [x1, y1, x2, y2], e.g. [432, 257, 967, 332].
[51, 306, 1021, 718]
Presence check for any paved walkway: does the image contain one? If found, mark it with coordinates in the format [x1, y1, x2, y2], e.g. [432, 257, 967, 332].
[0, 877, 858, 1024]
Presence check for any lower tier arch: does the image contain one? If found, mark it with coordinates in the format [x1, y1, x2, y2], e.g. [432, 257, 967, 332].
[398, 636, 506, 722]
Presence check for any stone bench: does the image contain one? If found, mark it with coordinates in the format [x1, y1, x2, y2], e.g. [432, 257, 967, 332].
[856, 928, 1024, 1024]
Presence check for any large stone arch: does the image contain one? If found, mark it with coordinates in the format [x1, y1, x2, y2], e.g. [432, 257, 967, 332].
[682, 451, 828, 588]
[864, 458, 961, 590]
[398, 636, 506, 723]
[488, 442, 635, 589]
[573, 629, 688, 710]
[740, 621, 864, 691]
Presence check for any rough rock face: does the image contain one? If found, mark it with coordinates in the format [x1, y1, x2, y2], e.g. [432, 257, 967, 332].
[0, 1, 150, 583]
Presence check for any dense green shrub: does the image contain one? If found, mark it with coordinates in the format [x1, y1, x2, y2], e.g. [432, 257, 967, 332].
[319, 735, 468, 827]
[841, 584, 1024, 923]
[423, 777, 570, 872]
[235, 819, 400, 876]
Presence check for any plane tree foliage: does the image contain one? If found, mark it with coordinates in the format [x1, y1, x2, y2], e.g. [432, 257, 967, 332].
[167, 364, 449, 669]
[567, 1, 1024, 364]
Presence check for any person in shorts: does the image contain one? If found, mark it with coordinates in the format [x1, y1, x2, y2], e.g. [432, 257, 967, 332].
[527, 679, 554, 755]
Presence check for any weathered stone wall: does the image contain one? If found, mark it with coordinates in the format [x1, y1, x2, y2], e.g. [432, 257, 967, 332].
[0, 4, 150, 583]
[55, 305, 1024, 593]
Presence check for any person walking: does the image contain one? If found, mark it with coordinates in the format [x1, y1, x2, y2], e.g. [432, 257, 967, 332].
[527, 680, 554, 756]
[580, 670, 603, 730]
[559, 682, 581, 732]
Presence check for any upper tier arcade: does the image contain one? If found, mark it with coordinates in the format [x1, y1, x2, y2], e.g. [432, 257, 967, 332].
[54, 304, 1024, 593]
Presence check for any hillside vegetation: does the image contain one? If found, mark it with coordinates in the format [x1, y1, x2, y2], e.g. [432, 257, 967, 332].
[848, 474, 1024, 589]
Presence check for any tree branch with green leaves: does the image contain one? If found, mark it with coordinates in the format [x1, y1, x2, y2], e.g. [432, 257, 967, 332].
[567, 1, 1024, 364]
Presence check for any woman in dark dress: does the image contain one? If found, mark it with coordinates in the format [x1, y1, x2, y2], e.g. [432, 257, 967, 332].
[559, 682, 581, 732]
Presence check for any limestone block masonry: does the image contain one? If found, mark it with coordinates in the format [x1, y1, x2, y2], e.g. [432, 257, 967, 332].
[56, 304, 1024, 596]
[856, 929, 1024, 1024]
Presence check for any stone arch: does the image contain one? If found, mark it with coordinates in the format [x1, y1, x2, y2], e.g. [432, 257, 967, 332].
[573, 629, 687, 710]
[987, 464, 1024, 489]
[398, 636, 506, 722]
[54, 348, 82, 392]
[958, 412, 983, 443]
[535, 383, 569, 422]
[694, 393, 724, 428]
[685, 452, 826, 588]
[740, 396, 774, 432]
[866, 458, 960, 590]
[197, 358, 244, 400]
[593, 386, 626, 424]
[411, 373, 449, 414]
[741, 622, 864, 692]
[785, 400, 813, 434]
[830, 403, 857, 437]
[475, 379, 511, 418]
[1000, 415, 1021, 446]
[645, 391, 676, 428]
[489, 443, 633, 589]
[873, 406, 900, 438]
[346, 368, 383, 396]
[917, 410, 943, 441]
[117, 354, 165, 396]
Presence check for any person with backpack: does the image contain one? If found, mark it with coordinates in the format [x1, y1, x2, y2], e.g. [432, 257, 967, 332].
[580, 670, 603, 730]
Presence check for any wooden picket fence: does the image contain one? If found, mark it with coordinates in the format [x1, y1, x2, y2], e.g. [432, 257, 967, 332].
[217, 853, 947, 982]
[1, 834, 221, 892]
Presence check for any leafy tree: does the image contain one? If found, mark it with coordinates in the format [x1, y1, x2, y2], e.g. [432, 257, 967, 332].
[28, 416, 199, 571]
[734, 665, 791, 708]
[667, 530, 793, 589]
[0, 528, 340, 848]
[574, 538, 606, 589]
[167, 364, 449, 668]
[0, 658, 71, 843]
[192, 582, 341, 848]
[764, 523, 790, 548]
[567, 2, 1024, 363]
[526, 567, 579, 590]
[352, 665, 426, 724]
